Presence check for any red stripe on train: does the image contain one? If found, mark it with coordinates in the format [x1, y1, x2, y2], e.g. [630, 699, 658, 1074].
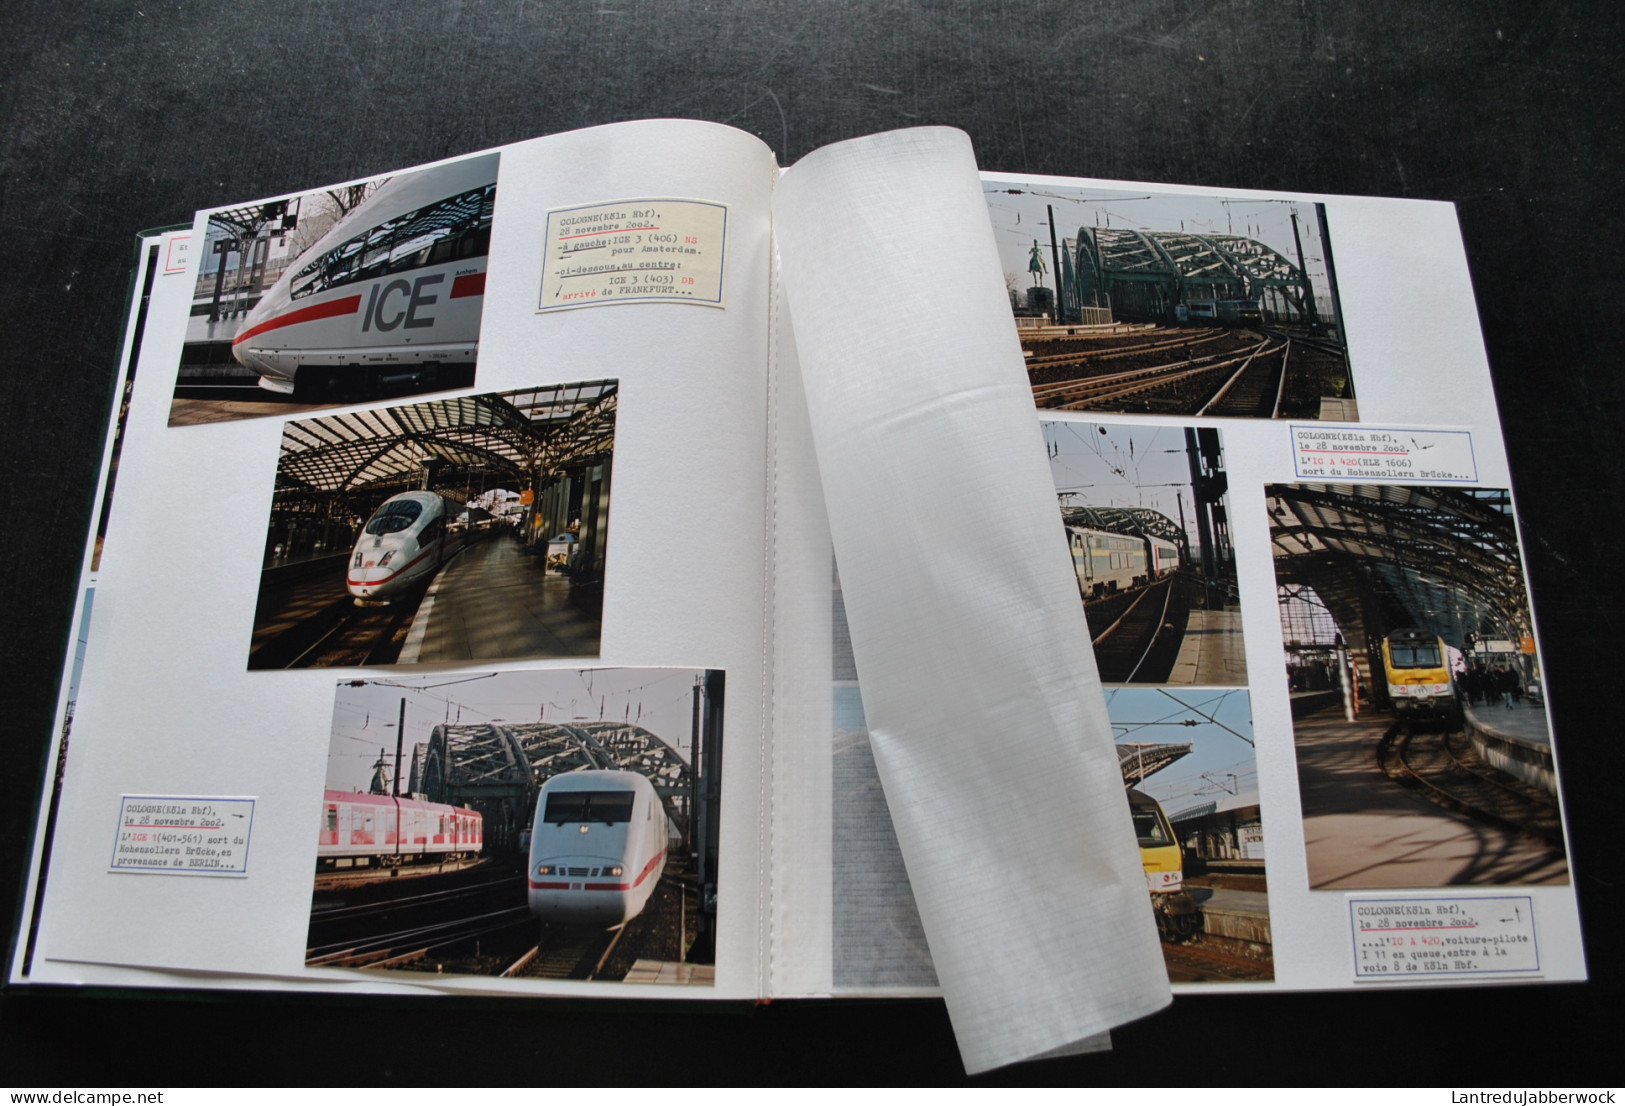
[232, 294, 362, 346]
[526, 848, 666, 893]
[450, 272, 485, 298]
[346, 546, 436, 588]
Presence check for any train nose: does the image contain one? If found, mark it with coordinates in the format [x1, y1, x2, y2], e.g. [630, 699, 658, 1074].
[348, 542, 398, 586]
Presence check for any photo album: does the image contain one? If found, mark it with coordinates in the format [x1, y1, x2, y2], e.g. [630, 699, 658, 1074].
[7, 121, 1585, 1073]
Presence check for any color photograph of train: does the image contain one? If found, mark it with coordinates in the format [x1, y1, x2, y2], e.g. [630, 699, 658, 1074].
[829, 652, 1273, 985]
[245, 379, 616, 670]
[1381, 627, 1462, 725]
[170, 152, 500, 426]
[1271, 483, 1569, 890]
[316, 789, 483, 871]
[304, 666, 723, 984]
[1112, 687, 1272, 983]
[1043, 420, 1245, 685]
[526, 770, 676, 928]
[985, 179, 1354, 420]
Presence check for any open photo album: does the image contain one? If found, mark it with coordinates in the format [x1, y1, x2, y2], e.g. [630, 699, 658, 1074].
[8, 121, 1584, 1073]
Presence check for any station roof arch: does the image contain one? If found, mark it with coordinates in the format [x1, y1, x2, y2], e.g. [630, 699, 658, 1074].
[273, 380, 617, 505]
[1267, 483, 1526, 647]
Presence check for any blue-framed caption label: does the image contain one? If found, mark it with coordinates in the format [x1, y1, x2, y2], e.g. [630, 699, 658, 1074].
[1291, 425, 1478, 483]
[110, 795, 256, 876]
[1350, 895, 1539, 979]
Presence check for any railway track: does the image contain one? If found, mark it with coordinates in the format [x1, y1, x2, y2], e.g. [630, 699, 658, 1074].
[1024, 328, 1228, 370]
[249, 585, 425, 668]
[1085, 576, 1188, 683]
[311, 872, 520, 920]
[504, 925, 625, 981]
[1031, 339, 1274, 410]
[1161, 937, 1274, 983]
[1024, 324, 1349, 417]
[1199, 339, 1288, 417]
[1379, 721, 1564, 845]
[293, 596, 421, 667]
[305, 905, 535, 970]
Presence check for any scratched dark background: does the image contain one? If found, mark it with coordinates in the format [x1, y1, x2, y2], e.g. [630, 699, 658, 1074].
[2, 0, 1620, 1086]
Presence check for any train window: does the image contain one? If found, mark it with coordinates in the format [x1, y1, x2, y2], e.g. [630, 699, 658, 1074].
[289, 184, 496, 300]
[543, 790, 637, 824]
[365, 499, 424, 535]
[325, 808, 337, 832]
[1131, 807, 1173, 847]
[1390, 643, 1442, 668]
[456, 225, 492, 259]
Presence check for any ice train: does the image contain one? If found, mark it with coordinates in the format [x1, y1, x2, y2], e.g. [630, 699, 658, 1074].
[232, 152, 499, 398]
[526, 770, 674, 929]
[347, 491, 490, 604]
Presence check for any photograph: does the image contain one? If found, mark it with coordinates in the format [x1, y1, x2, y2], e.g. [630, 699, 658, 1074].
[1269, 483, 1568, 889]
[169, 152, 498, 426]
[1044, 419, 1245, 685]
[987, 181, 1354, 420]
[306, 667, 723, 985]
[1110, 686, 1272, 983]
[246, 380, 615, 670]
[832, 575, 1271, 987]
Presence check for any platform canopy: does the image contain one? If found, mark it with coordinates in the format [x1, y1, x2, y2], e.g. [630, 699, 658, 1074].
[1117, 741, 1193, 786]
[273, 379, 617, 500]
[1267, 483, 1527, 651]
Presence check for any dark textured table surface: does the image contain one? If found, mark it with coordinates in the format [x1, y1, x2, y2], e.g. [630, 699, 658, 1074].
[2, 0, 1619, 1085]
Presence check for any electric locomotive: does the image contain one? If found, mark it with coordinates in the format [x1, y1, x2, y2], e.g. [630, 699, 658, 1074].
[1128, 787, 1201, 942]
[1381, 628, 1459, 722]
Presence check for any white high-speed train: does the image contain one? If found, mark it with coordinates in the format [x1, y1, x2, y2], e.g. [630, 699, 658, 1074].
[347, 491, 489, 605]
[232, 152, 499, 398]
[526, 770, 674, 929]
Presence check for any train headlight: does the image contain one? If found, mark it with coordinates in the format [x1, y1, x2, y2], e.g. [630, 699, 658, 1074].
[602, 865, 623, 877]
[378, 550, 395, 566]
[535, 864, 555, 876]
[352, 551, 364, 568]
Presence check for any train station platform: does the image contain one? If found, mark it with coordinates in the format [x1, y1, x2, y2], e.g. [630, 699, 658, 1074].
[1292, 707, 1568, 889]
[398, 538, 602, 664]
[1190, 885, 1271, 946]
[621, 960, 715, 985]
[1461, 699, 1556, 795]
[1167, 607, 1247, 685]
[1289, 688, 1343, 718]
